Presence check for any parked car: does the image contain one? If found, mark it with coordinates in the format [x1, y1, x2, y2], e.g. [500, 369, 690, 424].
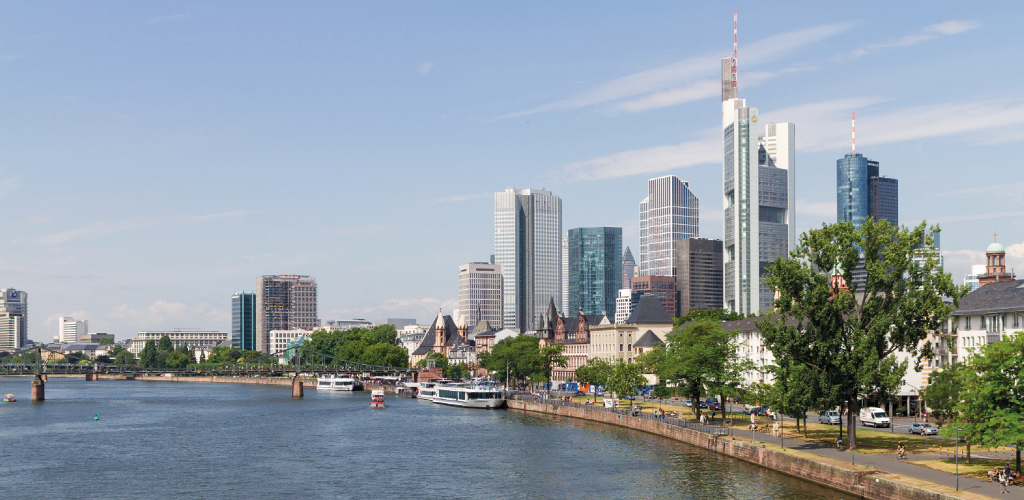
[706, 400, 721, 411]
[573, 390, 586, 397]
[818, 410, 841, 425]
[682, 399, 693, 407]
[747, 405, 770, 416]
[859, 407, 891, 428]
[909, 423, 939, 435]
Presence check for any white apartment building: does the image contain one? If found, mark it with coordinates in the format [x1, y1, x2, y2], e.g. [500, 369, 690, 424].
[615, 289, 632, 325]
[58, 317, 88, 343]
[269, 329, 312, 354]
[590, 296, 673, 364]
[458, 262, 504, 333]
[129, 330, 228, 354]
[0, 312, 22, 350]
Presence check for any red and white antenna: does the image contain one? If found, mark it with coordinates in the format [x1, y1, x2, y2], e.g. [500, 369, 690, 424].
[851, 112, 856, 154]
[732, 11, 738, 90]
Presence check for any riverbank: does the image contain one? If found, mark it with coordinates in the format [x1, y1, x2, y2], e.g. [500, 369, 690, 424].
[509, 399, 984, 500]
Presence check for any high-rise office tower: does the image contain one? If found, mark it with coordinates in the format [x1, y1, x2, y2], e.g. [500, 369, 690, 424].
[630, 275, 678, 318]
[232, 291, 257, 351]
[255, 275, 318, 353]
[675, 238, 724, 315]
[495, 188, 562, 332]
[58, 317, 87, 343]
[837, 119, 898, 230]
[458, 262, 504, 332]
[567, 227, 623, 318]
[639, 175, 699, 277]
[561, 236, 569, 314]
[622, 247, 636, 289]
[722, 15, 796, 315]
[0, 289, 27, 348]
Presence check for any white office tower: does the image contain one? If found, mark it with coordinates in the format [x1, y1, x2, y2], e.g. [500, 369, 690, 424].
[458, 262, 504, 332]
[615, 288, 632, 324]
[721, 16, 795, 315]
[639, 175, 699, 277]
[58, 317, 88, 343]
[0, 289, 27, 348]
[495, 188, 562, 332]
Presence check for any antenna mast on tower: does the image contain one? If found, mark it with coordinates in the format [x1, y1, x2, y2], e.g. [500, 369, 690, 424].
[852, 112, 856, 154]
[732, 11, 738, 91]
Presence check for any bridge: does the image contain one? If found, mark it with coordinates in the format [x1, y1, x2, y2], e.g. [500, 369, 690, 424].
[0, 345, 416, 400]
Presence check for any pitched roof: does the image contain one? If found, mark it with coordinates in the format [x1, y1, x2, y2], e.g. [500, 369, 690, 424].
[626, 295, 673, 324]
[471, 320, 494, 335]
[715, 314, 800, 333]
[411, 314, 466, 356]
[634, 330, 664, 347]
[954, 279, 1024, 315]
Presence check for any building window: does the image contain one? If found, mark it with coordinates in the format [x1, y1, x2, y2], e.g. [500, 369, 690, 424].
[1015, 314, 1021, 329]
[965, 316, 970, 330]
[980, 316, 987, 329]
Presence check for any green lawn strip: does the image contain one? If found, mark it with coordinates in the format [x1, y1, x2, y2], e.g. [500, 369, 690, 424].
[875, 473, 996, 500]
[721, 418, 951, 455]
[908, 457, 1022, 483]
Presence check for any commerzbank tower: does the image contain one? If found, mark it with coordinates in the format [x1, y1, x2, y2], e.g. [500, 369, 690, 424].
[721, 12, 796, 315]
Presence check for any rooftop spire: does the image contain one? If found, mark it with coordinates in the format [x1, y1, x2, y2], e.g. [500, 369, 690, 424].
[852, 112, 856, 154]
[732, 10, 738, 91]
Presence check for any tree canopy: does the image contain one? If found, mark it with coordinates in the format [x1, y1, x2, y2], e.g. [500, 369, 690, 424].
[674, 308, 747, 327]
[574, 358, 613, 394]
[657, 321, 750, 418]
[607, 360, 646, 403]
[302, 325, 406, 367]
[758, 219, 967, 450]
[480, 335, 543, 385]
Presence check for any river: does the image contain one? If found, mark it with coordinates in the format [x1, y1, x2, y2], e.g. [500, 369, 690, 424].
[0, 377, 844, 499]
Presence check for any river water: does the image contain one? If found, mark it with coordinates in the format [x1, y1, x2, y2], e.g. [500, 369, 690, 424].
[0, 377, 843, 500]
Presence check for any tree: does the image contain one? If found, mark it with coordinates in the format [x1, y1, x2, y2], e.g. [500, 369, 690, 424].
[416, 352, 449, 370]
[198, 351, 206, 364]
[139, 340, 158, 368]
[607, 360, 646, 406]
[759, 219, 967, 450]
[767, 361, 820, 437]
[481, 335, 543, 388]
[950, 334, 1024, 472]
[923, 362, 964, 426]
[658, 321, 751, 421]
[652, 383, 673, 410]
[114, 350, 136, 365]
[157, 335, 174, 352]
[675, 308, 746, 326]
[164, 351, 191, 369]
[362, 343, 408, 368]
[574, 358, 613, 396]
[98, 337, 115, 345]
[539, 345, 568, 388]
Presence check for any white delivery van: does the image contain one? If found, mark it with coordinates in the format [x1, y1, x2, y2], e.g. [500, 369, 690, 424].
[859, 407, 890, 427]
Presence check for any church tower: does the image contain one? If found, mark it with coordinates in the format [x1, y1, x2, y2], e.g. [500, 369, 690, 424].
[978, 233, 1015, 287]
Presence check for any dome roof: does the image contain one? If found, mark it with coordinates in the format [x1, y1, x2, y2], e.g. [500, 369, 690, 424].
[988, 242, 1005, 253]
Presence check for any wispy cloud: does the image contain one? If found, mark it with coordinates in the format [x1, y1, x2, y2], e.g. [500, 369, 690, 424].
[148, 13, 189, 24]
[848, 19, 980, 58]
[326, 297, 459, 322]
[431, 193, 488, 203]
[931, 211, 1024, 224]
[107, 300, 228, 331]
[552, 134, 719, 182]
[940, 182, 1024, 197]
[502, 22, 856, 119]
[36, 210, 251, 246]
[419, 61, 434, 74]
[0, 54, 23, 63]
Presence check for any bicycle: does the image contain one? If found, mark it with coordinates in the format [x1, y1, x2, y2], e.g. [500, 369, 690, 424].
[836, 438, 844, 452]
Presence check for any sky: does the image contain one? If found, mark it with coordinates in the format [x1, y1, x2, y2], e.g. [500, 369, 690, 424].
[3, 2, 1023, 342]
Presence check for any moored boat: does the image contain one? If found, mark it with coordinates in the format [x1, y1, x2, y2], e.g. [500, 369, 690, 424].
[416, 381, 439, 402]
[370, 389, 385, 408]
[316, 375, 364, 391]
[433, 385, 505, 409]
[396, 382, 419, 398]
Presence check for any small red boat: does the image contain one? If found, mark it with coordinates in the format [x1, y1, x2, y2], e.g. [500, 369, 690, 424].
[370, 389, 385, 408]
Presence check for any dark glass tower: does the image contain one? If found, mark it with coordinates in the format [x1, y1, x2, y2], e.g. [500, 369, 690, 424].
[567, 227, 623, 317]
[837, 153, 897, 228]
[231, 291, 256, 351]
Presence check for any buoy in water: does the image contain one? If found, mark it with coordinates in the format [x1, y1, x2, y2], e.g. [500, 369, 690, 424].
[94, 413, 99, 421]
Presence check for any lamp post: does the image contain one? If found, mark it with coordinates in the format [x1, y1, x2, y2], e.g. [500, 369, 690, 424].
[954, 426, 963, 491]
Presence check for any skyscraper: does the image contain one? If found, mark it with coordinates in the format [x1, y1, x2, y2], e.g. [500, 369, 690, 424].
[721, 17, 796, 315]
[639, 175, 699, 277]
[567, 227, 623, 318]
[458, 262, 504, 332]
[561, 236, 569, 314]
[58, 317, 87, 343]
[675, 238, 724, 315]
[495, 188, 562, 332]
[621, 246, 636, 289]
[231, 291, 257, 351]
[837, 154, 898, 228]
[0, 289, 27, 348]
[255, 275, 318, 353]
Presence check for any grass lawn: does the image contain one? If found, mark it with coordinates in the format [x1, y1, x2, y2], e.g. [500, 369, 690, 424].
[908, 457, 1022, 484]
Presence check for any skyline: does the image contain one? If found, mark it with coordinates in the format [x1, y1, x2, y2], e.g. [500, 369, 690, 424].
[3, 3, 1023, 341]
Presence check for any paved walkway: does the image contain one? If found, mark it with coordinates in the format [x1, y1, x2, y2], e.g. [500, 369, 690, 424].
[739, 425, 1021, 499]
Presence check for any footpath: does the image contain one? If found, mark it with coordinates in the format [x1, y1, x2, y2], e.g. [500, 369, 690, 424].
[509, 398, 1020, 500]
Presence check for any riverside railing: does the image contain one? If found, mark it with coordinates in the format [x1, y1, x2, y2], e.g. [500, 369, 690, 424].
[509, 394, 732, 437]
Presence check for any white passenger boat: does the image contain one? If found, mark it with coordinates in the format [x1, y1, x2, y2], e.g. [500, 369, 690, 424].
[396, 382, 419, 398]
[370, 389, 386, 408]
[433, 385, 506, 409]
[416, 381, 439, 402]
[316, 375, 364, 391]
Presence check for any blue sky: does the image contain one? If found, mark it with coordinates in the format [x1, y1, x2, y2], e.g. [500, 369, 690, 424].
[3, 2, 1022, 342]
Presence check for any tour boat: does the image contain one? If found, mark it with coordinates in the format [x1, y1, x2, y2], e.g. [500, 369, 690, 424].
[432, 385, 506, 409]
[3, 393, 15, 403]
[396, 382, 419, 398]
[315, 375, 364, 392]
[370, 389, 386, 408]
[416, 381, 439, 402]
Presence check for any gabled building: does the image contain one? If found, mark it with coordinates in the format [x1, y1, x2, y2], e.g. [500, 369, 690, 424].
[409, 312, 470, 367]
[589, 295, 674, 364]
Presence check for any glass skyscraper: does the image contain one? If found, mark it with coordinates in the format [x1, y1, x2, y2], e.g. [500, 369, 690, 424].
[837, 153, 897, 229]
[567, 227, 622, 318]
[495, 188, 562, 332]
[639, 175, 699, 277]
[231, 291, 256, 351]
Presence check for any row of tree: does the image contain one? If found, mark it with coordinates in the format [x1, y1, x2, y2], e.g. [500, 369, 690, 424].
[302, 325, 409, 367]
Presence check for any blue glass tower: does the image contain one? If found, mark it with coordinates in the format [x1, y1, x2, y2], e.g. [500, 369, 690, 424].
[837, 153, 897, 228]
[567, 227, 623, 317]
[231, 291, 256, 351]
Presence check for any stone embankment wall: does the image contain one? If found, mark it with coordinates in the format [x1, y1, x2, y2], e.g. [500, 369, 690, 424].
[508, 400, 967, 500]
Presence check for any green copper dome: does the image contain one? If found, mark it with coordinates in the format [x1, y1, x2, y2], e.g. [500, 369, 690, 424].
[988, 242, 1005, 253]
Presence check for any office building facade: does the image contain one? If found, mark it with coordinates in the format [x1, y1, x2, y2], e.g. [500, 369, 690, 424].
[639, 175, 699, 277]
[837, 153, 898, 229]
[0, 289, 27, 348]
[722, 51, 795, 315]
[567, 227, 622, 318]
[630, 275, 677, 319]
[622, 246, 636, 289]
[458, 262, 504, 332]
[231, 291, 257, 351]
[58, 317, 88, 343]
[494, 188, 562, 332]
[675, 238, 724, 315]
[255, 275, 318, 353]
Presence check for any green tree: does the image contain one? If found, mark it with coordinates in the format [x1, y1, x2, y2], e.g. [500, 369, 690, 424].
[539, 345, 568, 387]
[199, 351, 206, 364]
[574, 357, 613, 396]
[98, 337, 115, 345]
[114, 350, 136, 365]
[363, 343, 408, 368]
[607, 360, 646, 406]
[759, 219, 966, 450]
[635, 345, 666, 375]
[444, 362, 466, 380]
[675, 308, 746, 326]
[481, 335, 543, 388]
[767, 361, 820, 437]
[139, 340, 158, 368]
[923, 362, 964, 426]
[416, 352, 449, 370]
[157, 335, 174, 352]
[659, 321, 751, 421]
[164, 351, 191, 369]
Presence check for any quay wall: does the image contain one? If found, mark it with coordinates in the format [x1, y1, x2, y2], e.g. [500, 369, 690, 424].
[508, 400, 968, 500]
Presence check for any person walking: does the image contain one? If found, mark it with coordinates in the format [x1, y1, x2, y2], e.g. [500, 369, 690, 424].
[772, 421, 780, 438]
[1000, 470, 1008, 494]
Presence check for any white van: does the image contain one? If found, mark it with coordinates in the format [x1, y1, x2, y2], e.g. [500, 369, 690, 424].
[859, 407, 890, 428]
[603, 398, 618, 409]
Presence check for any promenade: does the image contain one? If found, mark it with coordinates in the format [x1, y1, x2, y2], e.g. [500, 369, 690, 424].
[510, 397, 1020, 500]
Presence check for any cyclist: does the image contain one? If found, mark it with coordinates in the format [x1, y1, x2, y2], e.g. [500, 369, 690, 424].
[897, 441, 906, 459]
[836, 435, 844, 452]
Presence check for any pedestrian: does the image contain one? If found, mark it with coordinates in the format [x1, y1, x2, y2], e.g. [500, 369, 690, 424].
[773, 421, 780, 438]
[1000, 471, 1007, 494]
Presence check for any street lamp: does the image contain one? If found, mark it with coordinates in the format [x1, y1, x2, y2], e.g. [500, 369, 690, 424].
[955, 426, 963, 491]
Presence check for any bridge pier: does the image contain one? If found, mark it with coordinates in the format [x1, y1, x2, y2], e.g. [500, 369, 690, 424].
[31, 375, 45, 401]
[85, 373, 98, 381]
[292, 375, 303, 398]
